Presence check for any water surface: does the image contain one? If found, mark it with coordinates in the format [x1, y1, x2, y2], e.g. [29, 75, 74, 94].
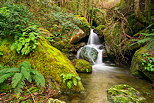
[62, 61, 154, 103]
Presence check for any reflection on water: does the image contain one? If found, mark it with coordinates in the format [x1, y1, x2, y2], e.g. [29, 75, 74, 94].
[60, 62, 154, 103]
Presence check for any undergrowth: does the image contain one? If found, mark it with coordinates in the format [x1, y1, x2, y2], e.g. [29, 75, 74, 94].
[0, 61, 45, 96]
[0, 4, 40, 55]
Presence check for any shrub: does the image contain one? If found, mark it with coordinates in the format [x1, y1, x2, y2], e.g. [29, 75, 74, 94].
[0, 4, 33, 38]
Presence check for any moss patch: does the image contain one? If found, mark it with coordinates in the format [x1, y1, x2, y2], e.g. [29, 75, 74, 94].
[0, 37, 84, 92]
[72, 59, 92, 73]
[107, 84, 146, 103]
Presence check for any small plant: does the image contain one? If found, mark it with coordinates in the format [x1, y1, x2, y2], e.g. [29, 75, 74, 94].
[11, 25, 40, 55]
[0, 61, 45, 95]
[141, 53, 154, 72]
[46, 36, 55, 43]
[0, 51, 3, 56]
[60, 73, 81, 89]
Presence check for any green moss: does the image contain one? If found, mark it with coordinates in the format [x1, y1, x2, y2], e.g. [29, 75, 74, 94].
[130, 45, 154, 81]
[75, 15, 91, 32]
[107, 84, 146, 103]
[0, 37, 84, 92]
[95, 25, 105, 31]
[73, 59, 92, 73]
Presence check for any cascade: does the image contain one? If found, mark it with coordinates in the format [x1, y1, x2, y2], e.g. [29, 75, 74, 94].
[77, 29, 104, 64]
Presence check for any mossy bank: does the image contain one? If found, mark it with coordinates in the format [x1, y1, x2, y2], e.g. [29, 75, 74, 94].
[0, 37, 84, 92]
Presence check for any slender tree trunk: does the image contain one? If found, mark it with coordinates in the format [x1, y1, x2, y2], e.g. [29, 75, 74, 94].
[134, 0, 146, 23]
[145, 0, 151, 23]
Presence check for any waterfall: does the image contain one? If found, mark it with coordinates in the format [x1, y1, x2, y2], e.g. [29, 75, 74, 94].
[87, 29, 101, 45]
[77, 29, 104, 64]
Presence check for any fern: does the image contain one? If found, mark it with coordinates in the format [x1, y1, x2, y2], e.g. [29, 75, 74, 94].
[0, 73, 14, 84]
[0, 61, 45, 95]
[11, 73, 23, 88]
[14, 80, 25, 95]
[32, 74, 45, 87]
[131, 32, 154, 47]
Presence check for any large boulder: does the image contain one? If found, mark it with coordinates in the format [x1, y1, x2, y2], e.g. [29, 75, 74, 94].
[0, 37, 84, 92]
[79, 46, 98, 64]
[130, 45, 154, 82]
[72, 59, 92, 73]
[69, 29, 85, 44]
[107, 84, 146, 103]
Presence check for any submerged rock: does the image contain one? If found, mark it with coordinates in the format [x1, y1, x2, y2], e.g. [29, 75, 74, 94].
[72, 59, 92, 73]
[107, 84, 146, 103]
[47, 98, 66, 103]
[79, 46, 98, 64]
[0, 37, 84, 92]
[130, 45, 154, 83]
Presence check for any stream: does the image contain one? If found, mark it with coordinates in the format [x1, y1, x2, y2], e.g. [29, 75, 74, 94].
[60, 29, 154, 103]
[62, 62, 154, 103]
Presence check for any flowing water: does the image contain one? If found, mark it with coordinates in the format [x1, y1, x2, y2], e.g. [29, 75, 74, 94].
[60, 30, 154, 103]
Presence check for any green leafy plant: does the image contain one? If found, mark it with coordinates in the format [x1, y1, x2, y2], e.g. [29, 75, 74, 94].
[141, 53, 154, 72]
[46, 36, 55, 43]
[11, 25, 40, 55]
[60, 73, 81, 89]
[0, 51, 3, 56]
[132, 33, 154, 49]
[0, 4, 33, 37]
[0, 61, 45, 95]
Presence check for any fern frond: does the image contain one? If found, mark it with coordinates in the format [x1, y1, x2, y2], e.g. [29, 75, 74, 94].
[0, 73, 14, 84]
[0, 68, 8, 75]
[32, 70, 45, 87]
[145, 41, 154, 49]
[14, 80, 25, 96]
[19, 61, 32, 70]
[11, 73, 23, 88]
[20, 66, 30, 82]
[5, 68, 19, 73]
[137, 38, 152, 44]
[141, 33, 154, 37]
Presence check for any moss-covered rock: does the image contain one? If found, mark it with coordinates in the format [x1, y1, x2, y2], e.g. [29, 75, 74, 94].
[79, 46, 98, 64]
[130, 45, 154, 82]
[0, 37, 84, 92]
[107, 84, 146, 103]
[70, 29, 85, 44]
[75, 15, 91, 33]
[72, 59, 92, 73]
